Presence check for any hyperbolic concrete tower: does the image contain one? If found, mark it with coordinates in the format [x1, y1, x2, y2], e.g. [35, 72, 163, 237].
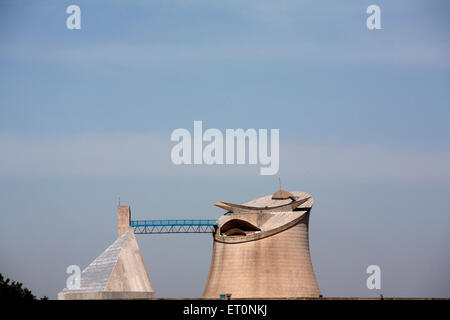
[203, 190, 320, 298]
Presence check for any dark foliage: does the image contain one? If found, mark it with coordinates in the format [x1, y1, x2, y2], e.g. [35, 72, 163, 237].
[0, 272, 37, 301]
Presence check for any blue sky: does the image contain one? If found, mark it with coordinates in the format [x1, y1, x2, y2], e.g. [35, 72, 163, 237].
[0, 0, 449, 298]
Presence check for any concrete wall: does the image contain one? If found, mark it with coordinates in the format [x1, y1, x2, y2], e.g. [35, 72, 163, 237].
[106, 229, 154, 292]
[118, 206, 131, 238]
[58, 291, 154, 300]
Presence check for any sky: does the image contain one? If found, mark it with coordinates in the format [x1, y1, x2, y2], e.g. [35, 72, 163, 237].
[0, 0, 449, 299]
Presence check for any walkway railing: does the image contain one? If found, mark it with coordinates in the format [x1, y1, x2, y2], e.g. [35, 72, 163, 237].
[130, 219, 218, 234]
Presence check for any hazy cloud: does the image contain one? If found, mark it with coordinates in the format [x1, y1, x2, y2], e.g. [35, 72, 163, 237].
[1, 40, 449, 69]
[1, 134, 449, 181]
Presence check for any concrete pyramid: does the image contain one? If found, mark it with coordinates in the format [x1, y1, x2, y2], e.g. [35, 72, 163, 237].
[58, 228, 154, 300]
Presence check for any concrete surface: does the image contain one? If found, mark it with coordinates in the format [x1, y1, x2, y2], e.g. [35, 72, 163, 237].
[118, 206, 131, 238]
[58, 228, 154, 300]
[203, 190, 321, 298]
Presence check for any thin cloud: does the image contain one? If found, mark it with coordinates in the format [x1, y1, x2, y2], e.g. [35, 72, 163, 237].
[0, 134, 449, 181]
[1, 36, 449, 68]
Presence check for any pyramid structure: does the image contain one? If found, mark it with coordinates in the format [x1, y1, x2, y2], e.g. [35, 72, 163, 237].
[58, 228, 154, 300]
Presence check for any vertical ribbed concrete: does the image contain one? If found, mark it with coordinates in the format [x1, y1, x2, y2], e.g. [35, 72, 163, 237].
[118, 206, 131, 238]
[203, 191, 320, 298]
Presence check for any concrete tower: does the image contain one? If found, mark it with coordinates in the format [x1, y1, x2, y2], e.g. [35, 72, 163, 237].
[118, 205, 131, 238]
[202, 190, 320, 298]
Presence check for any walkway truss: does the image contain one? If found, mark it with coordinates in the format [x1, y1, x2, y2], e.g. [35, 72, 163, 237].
[130, 219, 218, 234]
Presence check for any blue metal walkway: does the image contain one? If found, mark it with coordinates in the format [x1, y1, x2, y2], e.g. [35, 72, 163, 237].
[130, 219, 218, 234]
